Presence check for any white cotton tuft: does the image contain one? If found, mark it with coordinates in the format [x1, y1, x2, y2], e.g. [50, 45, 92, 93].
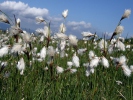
[130, 65, 133, 72]
[62, 9, 68, 18]
[72, 53, 80, 67]
[0, 46, 9, 57]
[59, 23, 66, 33]
[40, 46, 46, 59]
[98, 39, 107, 50]
[90, 57, 100, 68]
[121, 9, 131, 20]
[70, 69, 77, 73]
[101, 57, 109, 68]
[68, 35, 78, 46]
[116, 40, 125, 51]
[114, 26, 124, 34]
[0, 14, 10, 24]
[67, 61, 73, 68]
[36, 16, 45, 23]
[119, 56, 126, 65]
[121, 64, 131, 77]
[85, 70, 90, 77]
[56, 66, 64, 74]
[77, 48, 87, 55]
[16, 58, 25, 75]
[88, 50, 95, 60]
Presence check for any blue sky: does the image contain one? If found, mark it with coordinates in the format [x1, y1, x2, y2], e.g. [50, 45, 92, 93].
[0, 0, 133, 38]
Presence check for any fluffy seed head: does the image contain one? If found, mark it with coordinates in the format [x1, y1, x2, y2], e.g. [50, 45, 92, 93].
[101, 56, 109, 68]
[36, 16, 45, 23]
[72, 52, 80, 67]
[90, 57, 100, 68]
[47, 46, 55, 57]
[89, 50, 95, 60]
[119, 56, 126, 65]
[59, 23, 66, 33]
[0, 14, 10, 24]
[98, 39, 107, 50]
[114, 26, 124, 35]
[62, 9, 68, 18]
[121, 9, 131, 20]
[70, 69, 77, 73]
[68, 35, 78, 46]
[121, 64, 131, 77]
[67, 61, 73, 68]
[56, 66, 64, 74]
[16, 58, 25, 75]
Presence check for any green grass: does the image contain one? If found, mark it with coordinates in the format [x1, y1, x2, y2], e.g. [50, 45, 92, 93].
[0, 32, 133, 100]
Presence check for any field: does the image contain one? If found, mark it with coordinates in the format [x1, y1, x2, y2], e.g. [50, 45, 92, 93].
[0, 9, 133, 100]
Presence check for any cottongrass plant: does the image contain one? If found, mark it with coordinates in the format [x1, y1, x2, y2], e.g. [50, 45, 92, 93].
[0, 13, 10, 24]
[16, 57, 25, 75]
[0, 9, 133, 100]
[62, 9, 68, 19]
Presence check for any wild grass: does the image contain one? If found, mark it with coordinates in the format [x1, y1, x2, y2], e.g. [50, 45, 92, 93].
[0, 8, 133, 100]
[0, 33, 133, 100]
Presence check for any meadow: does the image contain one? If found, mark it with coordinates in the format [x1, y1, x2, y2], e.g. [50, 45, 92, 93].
[0, 9, 133, 100]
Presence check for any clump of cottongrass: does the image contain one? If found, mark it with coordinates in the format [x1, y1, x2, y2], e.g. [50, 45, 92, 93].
[0, 14, 10, 24]
[35, 28, 45, 35]
[110, 26, 124, 41]
[116, 39, 125, 51]
[114, 26, 124, 35]
[121, 9, 131, 21]
[36, 16, 45, 24]
[58, 40, 66, 58]
[126, 45, 130, 49]
[17, 18, 21, 28]
[85, 65, 95, 77]
[56, 33, 68, 40]
[10, 43, 23, 54]
[16, 58, 25, 75]
[47, 46, 55, 57]
[119, 56, 126, 65]
[90, 57, 100, 68]
[121, 64, 131, 77]
[70, 69, 77, 73]
[77, 48, 87, 55]
[21, 31, 32, 44]
[81, 31, 95, 37]
[40, 46, 46, 60]
[62, 9, 68, 18]
[130, 65, 133, 72]
[108, 44, 115, 54]
[10, 25, 23, 35]
[0, 45, 10, 57]
[67, 61, 73, 68]
[98, 39, 108, 51]
[72, 52, 80, 67]
[101, 56, 109, 68]
[56, 66, 64, 74]
[68, 34, 78, 46]
[88, 50, 95, 60]
[39, 36, 44, 43]
[59, 23, 66, 33]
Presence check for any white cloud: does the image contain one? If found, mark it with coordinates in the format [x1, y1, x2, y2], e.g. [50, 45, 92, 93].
[0, 1, 48, 17]
[67, 21, 91, 29]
